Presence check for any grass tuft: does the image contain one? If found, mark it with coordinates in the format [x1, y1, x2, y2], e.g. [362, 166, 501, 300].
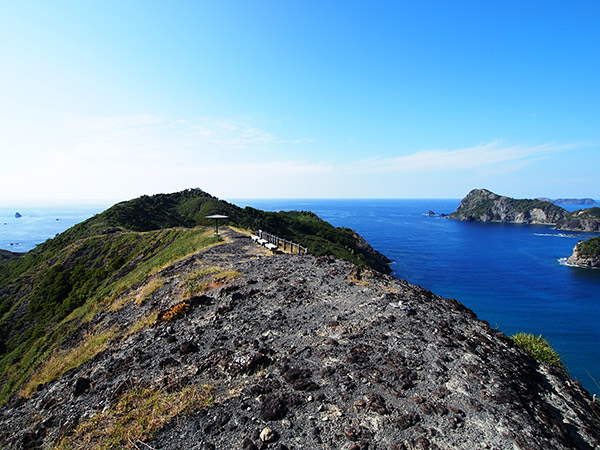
[511, 332, 564, 368]
[56, 383, 214, 449]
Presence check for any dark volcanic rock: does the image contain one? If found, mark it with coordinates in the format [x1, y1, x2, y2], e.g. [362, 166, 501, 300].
[73, 377, 91, 397]
[0, 228, 598, 449]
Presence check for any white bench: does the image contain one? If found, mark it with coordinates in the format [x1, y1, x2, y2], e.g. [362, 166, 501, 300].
[257, 239, 268, 245]
[265, 243, 278, 251]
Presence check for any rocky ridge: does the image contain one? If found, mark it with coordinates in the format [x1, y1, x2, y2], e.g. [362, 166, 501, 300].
[1, 229, 598, 449]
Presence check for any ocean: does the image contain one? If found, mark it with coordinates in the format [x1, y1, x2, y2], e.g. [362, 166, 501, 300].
[1, 200, 599, 395]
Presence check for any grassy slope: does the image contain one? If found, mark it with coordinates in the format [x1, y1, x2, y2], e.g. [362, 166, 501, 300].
[0, 188, 390, 405]
[0, 225, 221, 405]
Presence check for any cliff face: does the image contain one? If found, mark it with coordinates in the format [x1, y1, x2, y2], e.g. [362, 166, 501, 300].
[448, 189, 568, 224]
[567, 237, 600, 268]
[0, 229, 598, 449]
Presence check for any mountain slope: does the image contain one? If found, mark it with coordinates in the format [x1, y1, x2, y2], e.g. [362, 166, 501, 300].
[0, 189, 390, 407]
[0, 228, 598, 449]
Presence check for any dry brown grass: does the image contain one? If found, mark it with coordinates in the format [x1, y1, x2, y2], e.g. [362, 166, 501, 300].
[55, 384, 214, 449]
[21, 328, 117, 398]
[125, 311, 159, 337]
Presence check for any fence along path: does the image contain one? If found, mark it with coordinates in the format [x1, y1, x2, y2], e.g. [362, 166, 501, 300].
[253, 230, 308, 254]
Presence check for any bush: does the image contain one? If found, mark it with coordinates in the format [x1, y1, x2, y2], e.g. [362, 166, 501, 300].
[511, 332, 564, 368]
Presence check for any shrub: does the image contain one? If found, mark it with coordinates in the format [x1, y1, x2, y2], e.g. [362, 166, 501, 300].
[511, 332, 564, 368]
[160, 302, 189, 323]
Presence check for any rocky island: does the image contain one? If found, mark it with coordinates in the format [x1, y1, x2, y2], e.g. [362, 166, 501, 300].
[567, 236, 600, 268]
[0, 189, 598, 449]
[537, 198, 599, 206]
[449, 189, 600, 232]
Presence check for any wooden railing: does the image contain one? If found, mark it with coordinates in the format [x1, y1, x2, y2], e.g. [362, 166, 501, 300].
[254, 230, 308, 254]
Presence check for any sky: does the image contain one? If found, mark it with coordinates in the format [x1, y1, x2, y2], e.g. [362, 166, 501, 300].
[1, 1, 599, 203]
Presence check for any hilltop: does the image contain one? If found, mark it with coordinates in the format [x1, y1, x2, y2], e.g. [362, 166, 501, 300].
[0, 189, 391, 407]
[449, 189, 600, 232]
[0, 189, 598, 449]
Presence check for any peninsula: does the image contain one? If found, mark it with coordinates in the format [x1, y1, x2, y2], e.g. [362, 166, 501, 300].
[449, 188, 600, 232]
[0, 189, 598, 449]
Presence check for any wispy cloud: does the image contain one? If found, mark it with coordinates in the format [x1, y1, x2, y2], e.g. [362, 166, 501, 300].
[345, 140, 587, 174]
[66, 116, 314, 155]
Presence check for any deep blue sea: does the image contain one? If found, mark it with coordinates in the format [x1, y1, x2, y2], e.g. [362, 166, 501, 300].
[232, 199, 600, 395]
[1, 200, 599, 395]
[0, 206, 108, 252]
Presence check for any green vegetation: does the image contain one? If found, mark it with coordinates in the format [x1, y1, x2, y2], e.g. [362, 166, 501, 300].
[21, 328, 117, 398]
[449, 189, 567, 221]
[574, 207, 600, 220]
[56, 383, 214, 449]
[511, 332, 564, 368]
[578, 236, 600, 258]
[0, 225, 220, 406]
[0, 250, 21, 266]
[0, 188, 390, 407]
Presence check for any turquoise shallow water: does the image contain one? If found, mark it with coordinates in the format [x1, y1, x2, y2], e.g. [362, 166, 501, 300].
[1, 200, 599, 395]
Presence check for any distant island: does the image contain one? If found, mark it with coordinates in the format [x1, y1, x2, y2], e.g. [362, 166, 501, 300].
[449, 189, 600, 232]
[537, 197, 598, 205]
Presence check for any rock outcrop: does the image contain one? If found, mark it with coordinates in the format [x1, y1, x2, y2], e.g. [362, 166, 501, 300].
[0, 229, 598, 449]
[566, 237, 600, 268]
[450, 189, 600, 232]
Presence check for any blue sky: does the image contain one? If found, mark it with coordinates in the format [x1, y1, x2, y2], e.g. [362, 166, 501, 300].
[1, 1, 599, 202]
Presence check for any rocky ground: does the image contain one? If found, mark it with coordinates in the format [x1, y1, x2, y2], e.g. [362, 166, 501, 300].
[1, 229, 599, 449]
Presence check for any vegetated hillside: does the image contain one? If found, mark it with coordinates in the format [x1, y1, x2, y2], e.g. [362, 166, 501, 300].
[0, 251, 21, 266]
[555, 207, 600, 232]
[0, 228, 598, 449]
[0, 189, 390, 408]
[448, 189, 568, 224]
[579, 235, 600, 257]
[31, 188, 390, 274]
